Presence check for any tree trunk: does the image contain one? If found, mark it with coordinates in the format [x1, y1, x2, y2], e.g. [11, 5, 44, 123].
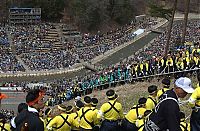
[181, 0, 190, 44]
[164, 0, 177, 57]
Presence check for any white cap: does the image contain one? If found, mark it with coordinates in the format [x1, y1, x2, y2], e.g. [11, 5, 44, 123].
[175, 77, 194, 93]
[75, 96, 81, 101]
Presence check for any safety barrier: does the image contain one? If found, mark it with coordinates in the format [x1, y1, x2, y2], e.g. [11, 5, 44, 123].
[80, 67, 200, 91]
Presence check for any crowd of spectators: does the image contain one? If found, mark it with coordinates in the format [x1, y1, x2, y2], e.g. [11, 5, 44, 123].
[10, 23, 55, 54]
[65, 18, 158, 61]
[21, 51, 78, 71]
[68, 17, 157, 49]
[0, 20, 199, 104]
[0, 17, 159, 72]
[41, 20, 200, 104]
[0, 19, 199, 75]
[0, 20, 199, 131]
[25, 43, 199, 106]
[0, 26, 9, 45]
[0, 109, 15, 121]
[0, 26, 25, 73]
[9, 23, 79, 71]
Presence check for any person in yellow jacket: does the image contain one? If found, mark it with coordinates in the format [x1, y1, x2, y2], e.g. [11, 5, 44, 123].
[158, 56, 165, 74]
[91, 97, 100, 131]
[157, 78, 171, 99]
[44, 108, 53, 131]
[146, 85, 158, 111]
[142, 60, 149, 76]
[136, 110, 152, 131]
[71, 100, 84, 131]
[97, 89, 124, 131]
[131, 63, 137, 78]
[165, 55, 174, 73]
[183, 55, 190, 70]
[176, 58, 185, 71]
[189, 72, 200, 131]
[122, 97, 147, 131]
[179, 111, 190, 131]
[47, 104, 79, 131]
[191, 55, 199, 68]
[78, 96, 96, 130]
[198, 55, 200, 68]
[0, 113, 11, 131]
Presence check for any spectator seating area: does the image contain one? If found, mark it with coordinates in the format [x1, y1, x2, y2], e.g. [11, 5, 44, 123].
[0, 17, 159, 72]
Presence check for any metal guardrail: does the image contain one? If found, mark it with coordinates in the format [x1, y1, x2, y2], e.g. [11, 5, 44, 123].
[80, 67, 200, 90]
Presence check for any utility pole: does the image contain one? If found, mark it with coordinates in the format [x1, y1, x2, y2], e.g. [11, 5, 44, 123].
[164, 0, 177, 57]
[181, 0, 190, 45]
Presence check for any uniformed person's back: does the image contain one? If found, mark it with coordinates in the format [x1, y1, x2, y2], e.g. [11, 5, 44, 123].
[44, 108, 53, 131]
[157, 78, 170, 99]
[122, 97, 147, 131]
[97, 89, 124, 131]
[47, 105, 79, 131]
[78, 96, 96, 131]
[71, 100, 84, 131]
[91, 97, 100, 131]
[146, 85, 158, 111]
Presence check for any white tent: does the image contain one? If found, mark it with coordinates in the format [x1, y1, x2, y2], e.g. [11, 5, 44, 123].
[133, 29, 145, 36]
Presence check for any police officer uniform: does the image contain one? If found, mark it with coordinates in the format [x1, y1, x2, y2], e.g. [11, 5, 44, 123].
[146, 85, 158, 111]
[78, 96, 96, 131]
[47, 105, 79, 131]
[122, 97, 147, 131]
[157, 78, 170, 99]
[97, 89, 124, 131]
